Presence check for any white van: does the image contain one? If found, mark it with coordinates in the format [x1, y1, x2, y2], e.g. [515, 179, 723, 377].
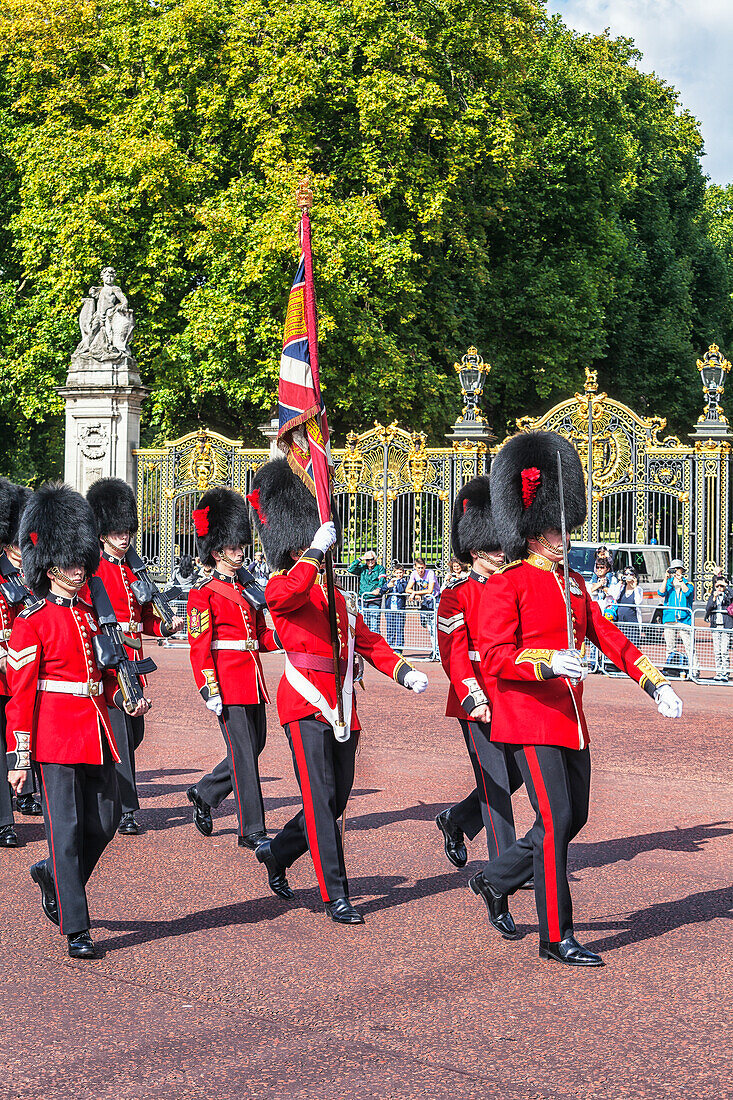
[568, 542, 673, 621]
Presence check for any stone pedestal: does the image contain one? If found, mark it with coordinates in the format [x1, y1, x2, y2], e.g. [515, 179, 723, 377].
[57, 351, 148, 493]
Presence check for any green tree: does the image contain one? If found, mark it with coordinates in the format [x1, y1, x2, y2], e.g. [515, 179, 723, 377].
[0, 0, 730, 481]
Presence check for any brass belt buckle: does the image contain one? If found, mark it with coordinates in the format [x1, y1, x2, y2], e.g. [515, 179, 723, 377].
[88, 680, 101, 696]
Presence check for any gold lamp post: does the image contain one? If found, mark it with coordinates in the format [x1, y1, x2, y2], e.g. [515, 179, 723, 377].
[692, 344, 733, 439]
[447, 346, 494, 442]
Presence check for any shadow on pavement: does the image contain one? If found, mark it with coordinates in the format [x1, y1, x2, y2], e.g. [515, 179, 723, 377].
[583, 885, 733, 953]
[568, 820, 733, 877]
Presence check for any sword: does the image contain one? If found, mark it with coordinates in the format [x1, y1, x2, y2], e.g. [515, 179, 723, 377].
[556, 451, 580, 683]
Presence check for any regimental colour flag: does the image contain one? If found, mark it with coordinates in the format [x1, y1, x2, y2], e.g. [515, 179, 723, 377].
[277, 209, 333, 525]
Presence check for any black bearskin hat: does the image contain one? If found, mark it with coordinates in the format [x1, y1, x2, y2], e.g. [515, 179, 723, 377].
[247, 459, 340, 572]
[451, 476, 499, 564]
[20, 482, 100, 597]
[0, 479, 33, 548]
[490, 431, 587, 562]
[87, 477, 138, 537]
[192, 486, 252, 567]
[0, 478, 15, 547]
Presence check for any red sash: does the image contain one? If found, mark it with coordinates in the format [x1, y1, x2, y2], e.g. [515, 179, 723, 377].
[208, 578, 252, 612]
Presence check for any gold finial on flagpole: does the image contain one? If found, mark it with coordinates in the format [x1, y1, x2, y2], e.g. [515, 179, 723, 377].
[296, 177, 313, 211]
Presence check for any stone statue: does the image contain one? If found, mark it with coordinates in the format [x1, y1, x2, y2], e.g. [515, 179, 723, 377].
[75, 266, 135, 359]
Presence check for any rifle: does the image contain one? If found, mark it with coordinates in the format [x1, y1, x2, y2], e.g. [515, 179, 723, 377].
[125, 546, 176, 631]
[0, 572, 37, 610]
[236, 565, 268, 612]
[87, 575, 157, 711]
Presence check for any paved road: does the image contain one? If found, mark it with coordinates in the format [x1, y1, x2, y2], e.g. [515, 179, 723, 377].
[0, 649, 730, 1099]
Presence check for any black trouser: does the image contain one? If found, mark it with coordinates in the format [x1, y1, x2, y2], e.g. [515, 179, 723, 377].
[0, 697, 13, 827]
[37, 748, 121, 935]
[108, 709, 144, 814]
[484, 744, 591, 942]
[449, 719, 524, 858]
[197, 703, 267, 837]
[270, 718, 358, 903]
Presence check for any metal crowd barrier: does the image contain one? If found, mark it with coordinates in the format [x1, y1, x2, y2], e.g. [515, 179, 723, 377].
[357, 597, 438, 661]
[691, 611, 733, 685]
[161, 598, 189, 648]
[598, 619, 695, 681]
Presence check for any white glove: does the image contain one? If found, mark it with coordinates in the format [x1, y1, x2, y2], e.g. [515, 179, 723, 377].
[404, 670, 428, 694]
[550, 649, 588, 682]
[654, 683, 683, 718]
[311, 521, 337, 554]
[206, 695, 223, 717]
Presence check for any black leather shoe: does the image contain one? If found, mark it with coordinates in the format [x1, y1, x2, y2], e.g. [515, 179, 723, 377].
[118, 812, 140, 836]
[519, 876, 534, 890]
[30, 861, 59, 926]
[16, 795, 42, 816]
[539, 935, 604, 967]
[0, 824, 18, 848]
[238, 831, 269, 850]
[435, 809, 468, 868]
[186, 786, 213, 837]
[468, 873, 520, 939]
[255, 839, 295, 900]
[326, 897, 364, 925]
[67, 930, 97, 959]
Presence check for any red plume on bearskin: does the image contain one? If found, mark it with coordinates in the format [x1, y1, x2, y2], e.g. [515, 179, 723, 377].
[246, 489, 267, 526]
[192, 507, 209, 537]
[29, 531, 38, 545]
[521, 467, 541, 509]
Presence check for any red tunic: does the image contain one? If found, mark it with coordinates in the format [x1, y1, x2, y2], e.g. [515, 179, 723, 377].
[0, 590, 15, 698]
[186, 572, 278, 705]
[94, 551, 164, 665]
[438, 572, 492, 719]
[478, 555, 667, 750]
[266, 549, 413, 730]
[5, 595, 120, 769]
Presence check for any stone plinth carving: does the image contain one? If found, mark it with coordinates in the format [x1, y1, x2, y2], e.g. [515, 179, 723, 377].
[58, 268, 148, 492]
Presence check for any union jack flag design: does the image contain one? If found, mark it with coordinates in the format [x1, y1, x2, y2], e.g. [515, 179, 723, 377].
[277, 209, 333, 524]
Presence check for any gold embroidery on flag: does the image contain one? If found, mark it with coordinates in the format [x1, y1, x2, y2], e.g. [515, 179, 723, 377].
[283, 286, 306, 343]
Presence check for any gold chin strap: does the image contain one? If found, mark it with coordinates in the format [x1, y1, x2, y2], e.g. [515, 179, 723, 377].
[218, 551, 242, 568]
[535, 533, 563, 556]
[103, 537, 128, 555]
[51, 566, 86, 590]
[477, 550, 504, 567]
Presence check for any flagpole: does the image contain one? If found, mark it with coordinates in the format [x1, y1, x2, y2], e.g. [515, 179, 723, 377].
[297, 182, 346, 735]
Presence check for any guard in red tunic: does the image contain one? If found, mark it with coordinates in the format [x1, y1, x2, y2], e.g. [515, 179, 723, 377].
[247, 460, 429, 925]
[5, 483, 150, 959]
[87, 478, 184, 835]
[435, 478, 529, 932]
[185, 486, 280, 850]
[0, 479, 41, 843]
[471, 431, 683, 967]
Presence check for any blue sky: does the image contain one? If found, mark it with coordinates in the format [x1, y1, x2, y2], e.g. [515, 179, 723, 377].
[547, 1, 733, 185]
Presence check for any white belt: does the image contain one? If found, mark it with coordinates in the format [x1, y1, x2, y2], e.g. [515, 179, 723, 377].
[468, 650, 480, 662]
[38, 679, 102, 697]
[211, 640, 259, 651]
[119, 621, 141, 634]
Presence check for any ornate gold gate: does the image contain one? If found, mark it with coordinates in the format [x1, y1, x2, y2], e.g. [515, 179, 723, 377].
[133, 366, 731, 592]
[517, 370, 695, 570]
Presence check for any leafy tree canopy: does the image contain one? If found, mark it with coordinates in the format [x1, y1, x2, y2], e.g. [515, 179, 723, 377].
[0, 0, 729, 480]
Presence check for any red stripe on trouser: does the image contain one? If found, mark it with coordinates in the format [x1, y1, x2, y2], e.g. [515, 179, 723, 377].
[39, 765, 64, 930]
[289, 721, 330, 902]
[221, 716, 244, 833]
[467, 721, 499, 855]
[524, 747, 560, 943]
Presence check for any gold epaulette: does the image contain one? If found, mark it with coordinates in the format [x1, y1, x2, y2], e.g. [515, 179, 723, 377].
[496, 559, 522, 574]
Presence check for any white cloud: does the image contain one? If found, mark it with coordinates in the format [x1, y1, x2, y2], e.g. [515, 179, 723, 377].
[547, 1, 733, 183]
